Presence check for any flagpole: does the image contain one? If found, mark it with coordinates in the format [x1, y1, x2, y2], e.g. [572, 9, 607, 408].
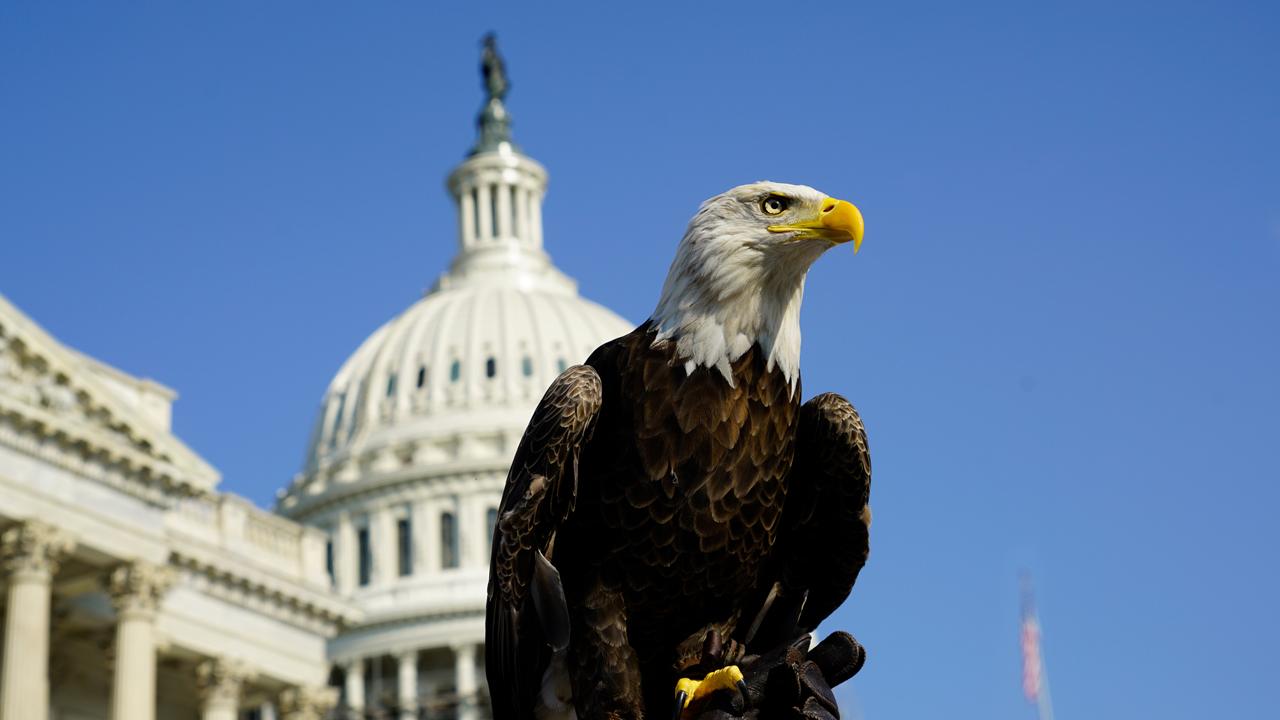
[1020, 571, 1056, 720]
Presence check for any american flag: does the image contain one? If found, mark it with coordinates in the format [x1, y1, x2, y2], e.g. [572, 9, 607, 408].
[1019, 571, 1055, 720]
[1021, 611, 1042, 701]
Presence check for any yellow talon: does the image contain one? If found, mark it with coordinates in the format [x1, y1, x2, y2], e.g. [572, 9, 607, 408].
[673, 666, 746, 719]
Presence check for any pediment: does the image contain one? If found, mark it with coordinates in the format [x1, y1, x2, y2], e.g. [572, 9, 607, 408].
[0, 293, 219, 496]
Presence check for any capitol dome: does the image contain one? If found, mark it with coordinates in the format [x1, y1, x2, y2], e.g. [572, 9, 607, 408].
[275, 36, 632, 719]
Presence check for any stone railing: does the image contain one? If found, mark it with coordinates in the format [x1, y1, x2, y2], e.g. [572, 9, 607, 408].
[168, 494, 328, 588]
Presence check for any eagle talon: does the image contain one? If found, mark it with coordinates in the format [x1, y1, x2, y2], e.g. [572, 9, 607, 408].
[672, 690, 689, 720]
[674, 666, 746, 719]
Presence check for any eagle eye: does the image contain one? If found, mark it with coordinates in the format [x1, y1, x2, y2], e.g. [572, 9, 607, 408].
[760, 195, 789, 216]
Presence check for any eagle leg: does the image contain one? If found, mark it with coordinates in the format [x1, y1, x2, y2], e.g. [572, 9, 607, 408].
[672, 665, 747, 720]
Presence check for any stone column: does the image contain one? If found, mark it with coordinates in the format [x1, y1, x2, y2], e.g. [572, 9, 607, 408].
[410, 500, 430, 576]
[460, 185, 476, 247]
[278, 686, 337, 720]
[335, 511, 355, 596]
[0, 521, 73, 720]
[373, 506, 396, 587]
[529, 188, 543, 248]
[496, 182, 513, 238]
[453, 643, 478, 720]
[396, 650, 418, 720]
[477, 183, 493, 240]
[108, 561, 173, 720]
[196, 658, 248, 720]
[513, 182, 529, 242]
[420, 499, 441, 574]
[342, 657, 365, 712]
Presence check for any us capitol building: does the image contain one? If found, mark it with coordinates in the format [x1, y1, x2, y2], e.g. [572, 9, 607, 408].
[0, 38, 631, 720]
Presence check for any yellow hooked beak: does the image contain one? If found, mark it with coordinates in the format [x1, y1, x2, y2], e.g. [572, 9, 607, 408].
[768, 197, 865, 253]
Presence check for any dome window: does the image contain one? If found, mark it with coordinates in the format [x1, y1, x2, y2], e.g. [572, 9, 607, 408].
[450, 360, 461, 383]
[441, 512, 459, 569]
[485, 357, 497, 379]
[357, 526, 372, 587]
[386, 373, 397, 397]
[397, 517, 413, 577]
[521, 356, 533, 377]
[416, 365, 427, 389]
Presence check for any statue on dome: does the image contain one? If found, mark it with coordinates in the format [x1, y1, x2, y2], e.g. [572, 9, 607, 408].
[472, 32, 517, 155]
[481, 33, 509, 102]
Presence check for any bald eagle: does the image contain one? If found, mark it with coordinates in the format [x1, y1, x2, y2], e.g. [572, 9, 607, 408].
[487, 182, 872, 720]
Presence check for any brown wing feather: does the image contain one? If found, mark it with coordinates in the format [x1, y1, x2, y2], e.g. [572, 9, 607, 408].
[486, 365, 603, 720]
[776, 392, 873, 632]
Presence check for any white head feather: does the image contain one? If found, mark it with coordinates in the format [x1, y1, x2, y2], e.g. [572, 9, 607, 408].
[650, 181, 858, 393]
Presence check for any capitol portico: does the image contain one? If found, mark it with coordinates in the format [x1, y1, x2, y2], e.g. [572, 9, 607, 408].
[0, 36, 631, 719]
[0, 291, 354, 719]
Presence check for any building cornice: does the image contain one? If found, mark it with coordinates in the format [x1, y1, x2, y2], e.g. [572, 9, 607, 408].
[168, 549, 359, 634]
[0, 293, 219, 499]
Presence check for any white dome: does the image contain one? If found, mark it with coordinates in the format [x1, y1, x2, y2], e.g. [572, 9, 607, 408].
[303, 282, 629, 479]
[278, 147, 632, 514]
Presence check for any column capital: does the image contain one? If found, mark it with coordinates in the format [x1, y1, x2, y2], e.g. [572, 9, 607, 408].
[278, 685, 338, 720]
[108, 561, 174, 620]
[197, 657, 250, 709]
[1, 520, 73, 580]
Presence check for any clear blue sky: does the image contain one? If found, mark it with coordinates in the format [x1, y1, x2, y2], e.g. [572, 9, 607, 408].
[2, 2, 1277, 717]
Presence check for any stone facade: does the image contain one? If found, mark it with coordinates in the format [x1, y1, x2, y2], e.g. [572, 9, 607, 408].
[0, 293, 354, 719]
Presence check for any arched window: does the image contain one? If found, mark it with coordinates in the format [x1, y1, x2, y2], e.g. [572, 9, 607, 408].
[441, 512, 459, 569]
[386, 373, 397, 397]
[556, 358, 568, 373]
[521, 356, 533, 377]
[450, 360, 462, 383]
[416, 365, 427, 389]
[485, 356, 497, 379]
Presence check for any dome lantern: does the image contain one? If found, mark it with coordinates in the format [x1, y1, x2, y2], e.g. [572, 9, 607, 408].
[442, 34, 565, 292]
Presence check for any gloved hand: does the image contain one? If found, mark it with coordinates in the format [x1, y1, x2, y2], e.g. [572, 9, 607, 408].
[685, 631, 866, 719]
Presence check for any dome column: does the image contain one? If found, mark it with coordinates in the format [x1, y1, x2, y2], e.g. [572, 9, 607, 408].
[373, 505, 397, 587]
[453, 642, 479, 720]
[476, 184, 493, 240]
[396, 650, 418, 719]
[514, 182, 529, 241]
[460, 186, 476, 247]
[335, 511, 355, 595]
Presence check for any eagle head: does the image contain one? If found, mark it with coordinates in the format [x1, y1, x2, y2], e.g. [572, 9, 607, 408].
[650, 181, 864, 390]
